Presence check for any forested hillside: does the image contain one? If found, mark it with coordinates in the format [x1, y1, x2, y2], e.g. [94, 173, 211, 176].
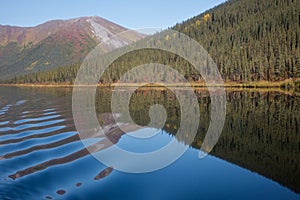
[2, 0, 300, 84]
[174, 0, 300, 81]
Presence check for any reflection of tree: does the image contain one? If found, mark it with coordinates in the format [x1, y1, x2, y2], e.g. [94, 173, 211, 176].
[95, 88, 300, 193]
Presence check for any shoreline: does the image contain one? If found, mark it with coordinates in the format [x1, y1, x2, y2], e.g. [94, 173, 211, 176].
[0, 79, 299, 89]
[1, 80, 299, 96]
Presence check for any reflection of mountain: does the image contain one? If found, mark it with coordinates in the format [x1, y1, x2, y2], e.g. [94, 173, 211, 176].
[95, 88, 300, 193]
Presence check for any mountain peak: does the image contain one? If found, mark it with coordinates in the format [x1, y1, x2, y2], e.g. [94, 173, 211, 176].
[0, 16, 144, 79]
[0, 16, 142, 46]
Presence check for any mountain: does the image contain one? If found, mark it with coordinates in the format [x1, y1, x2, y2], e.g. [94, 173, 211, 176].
[0, 16, 144, 79]
[3, 0, 300, 85]
[173, 0, 300, 82]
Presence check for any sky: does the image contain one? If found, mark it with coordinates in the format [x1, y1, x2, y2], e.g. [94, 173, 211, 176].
[0, 0, 225, 30]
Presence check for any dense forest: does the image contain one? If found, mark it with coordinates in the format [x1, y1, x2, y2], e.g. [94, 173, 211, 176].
[2, 0, 300, 84]
[174, 0, 300, 81]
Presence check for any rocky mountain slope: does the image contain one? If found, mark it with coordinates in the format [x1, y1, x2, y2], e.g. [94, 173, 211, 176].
[0, 16, 144, 79]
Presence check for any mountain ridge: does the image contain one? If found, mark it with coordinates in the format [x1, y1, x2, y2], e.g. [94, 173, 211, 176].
[0, 16, 144, 79]
[0, 16, 139, 46]
[1, 0, 299, 85]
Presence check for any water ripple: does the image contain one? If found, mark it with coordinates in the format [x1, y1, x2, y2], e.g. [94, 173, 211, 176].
[0, 88, 104, 200]
[0, 119, 65, 132]
[13, 115, 61, 125]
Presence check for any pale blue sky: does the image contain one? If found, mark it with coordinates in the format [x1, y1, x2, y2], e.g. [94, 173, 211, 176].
[0, 0, 225, 29]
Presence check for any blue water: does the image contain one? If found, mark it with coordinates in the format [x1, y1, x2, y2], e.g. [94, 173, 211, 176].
[0, 86, 298, 200]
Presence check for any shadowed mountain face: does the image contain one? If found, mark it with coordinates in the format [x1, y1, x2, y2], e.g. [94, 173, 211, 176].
[0, 16, 144, 79]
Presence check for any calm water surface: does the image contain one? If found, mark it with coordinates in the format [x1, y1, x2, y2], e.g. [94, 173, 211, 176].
[0, 86, 299, 200]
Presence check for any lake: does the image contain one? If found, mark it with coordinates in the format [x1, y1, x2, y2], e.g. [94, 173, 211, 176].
[0, 86, 299, 200]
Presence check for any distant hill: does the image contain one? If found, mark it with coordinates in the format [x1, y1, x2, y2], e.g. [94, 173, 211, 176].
[0, 16, 144, 79]
[2, 0, 300, 84]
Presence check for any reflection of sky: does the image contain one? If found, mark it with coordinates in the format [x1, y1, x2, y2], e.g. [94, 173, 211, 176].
[63, 141, 299, 200]
[2, 134, 298, 200]
[73, 127, 299, 199]
[116, 128, 173, 153]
